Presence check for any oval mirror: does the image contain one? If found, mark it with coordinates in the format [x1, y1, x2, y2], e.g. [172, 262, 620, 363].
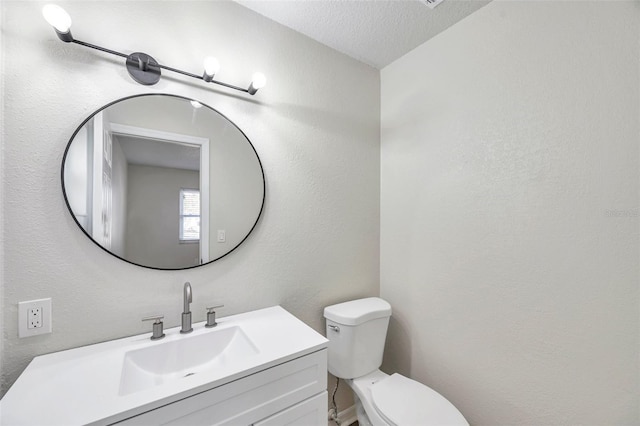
[62, 94, 265, 270]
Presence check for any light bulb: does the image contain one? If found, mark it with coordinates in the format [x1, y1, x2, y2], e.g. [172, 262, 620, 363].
[251, 72, 267, 89]
[203, 57, 220, 77]
[42, 4, 72, 33]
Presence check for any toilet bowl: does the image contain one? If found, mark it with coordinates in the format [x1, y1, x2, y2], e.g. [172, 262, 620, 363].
[347, 371, 468, 426]
[324, 298, 468, 426]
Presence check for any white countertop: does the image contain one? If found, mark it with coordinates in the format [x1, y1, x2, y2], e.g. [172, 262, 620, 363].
[0, 306, 328, 426]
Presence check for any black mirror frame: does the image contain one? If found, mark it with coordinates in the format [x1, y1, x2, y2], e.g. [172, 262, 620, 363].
[61, 93, 266, 270]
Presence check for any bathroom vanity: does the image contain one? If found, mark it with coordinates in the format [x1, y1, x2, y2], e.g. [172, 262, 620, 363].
[0, 306, 328, 425]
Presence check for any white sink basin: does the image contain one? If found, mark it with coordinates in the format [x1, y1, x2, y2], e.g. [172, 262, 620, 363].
[0, 306, 328, 426]
[119, 325, 259, 395]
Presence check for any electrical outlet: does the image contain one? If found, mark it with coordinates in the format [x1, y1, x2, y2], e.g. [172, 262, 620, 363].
[19, 298, 52, 338]
[28, 307, 43, 329]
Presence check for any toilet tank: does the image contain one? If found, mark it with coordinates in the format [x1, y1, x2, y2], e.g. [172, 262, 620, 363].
[324, 297, 392, 379]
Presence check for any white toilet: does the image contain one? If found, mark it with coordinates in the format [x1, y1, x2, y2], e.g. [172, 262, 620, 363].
[324, 297, 468, 426]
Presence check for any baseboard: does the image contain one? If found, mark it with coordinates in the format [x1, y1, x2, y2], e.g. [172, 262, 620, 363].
[336, 404, 357, 426]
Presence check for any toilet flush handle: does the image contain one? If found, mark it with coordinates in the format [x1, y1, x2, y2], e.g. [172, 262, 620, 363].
[328, 324, 340, 333]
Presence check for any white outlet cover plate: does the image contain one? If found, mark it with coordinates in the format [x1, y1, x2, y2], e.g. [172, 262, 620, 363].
[18, 298, 52, 338]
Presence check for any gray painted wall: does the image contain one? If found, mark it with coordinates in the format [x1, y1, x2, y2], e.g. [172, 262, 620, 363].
[125, 164, 200, 269]
[0, 0, 380, 398]
[4, 1, 636, 423]
[381, 1, 639, 424]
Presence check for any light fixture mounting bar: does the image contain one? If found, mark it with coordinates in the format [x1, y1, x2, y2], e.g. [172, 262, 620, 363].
[67, 37, 252, 94]
[72, 39, 128, 59]
[153, 63, 249, 93]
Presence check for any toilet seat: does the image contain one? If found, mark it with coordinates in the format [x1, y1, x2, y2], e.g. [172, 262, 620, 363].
[370, 373, 468, 426]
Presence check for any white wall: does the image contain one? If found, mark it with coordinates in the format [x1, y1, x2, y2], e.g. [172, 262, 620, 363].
[0, 0, 5, 393]
[0, 0, 380, 396]
[62, 125, 89, 227]
[381, 1, 639, 425]
[111, 138, 128, 258]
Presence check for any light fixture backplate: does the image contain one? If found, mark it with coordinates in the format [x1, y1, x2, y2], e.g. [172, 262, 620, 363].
[125, 52, 161, 85]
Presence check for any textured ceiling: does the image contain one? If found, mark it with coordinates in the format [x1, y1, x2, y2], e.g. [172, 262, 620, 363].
[235, 0, 491, 69]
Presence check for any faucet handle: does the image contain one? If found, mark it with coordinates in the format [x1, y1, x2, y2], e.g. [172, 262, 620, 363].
[142, 315, 165, 340]
[205, 305, 224, 328]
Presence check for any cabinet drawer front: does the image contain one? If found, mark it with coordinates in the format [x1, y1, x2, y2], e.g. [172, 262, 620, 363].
[116, 349, 327, 426]
[253, 391, 327, 426]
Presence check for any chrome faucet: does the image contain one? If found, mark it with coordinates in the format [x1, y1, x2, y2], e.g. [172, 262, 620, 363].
[181, 282, 193, 334]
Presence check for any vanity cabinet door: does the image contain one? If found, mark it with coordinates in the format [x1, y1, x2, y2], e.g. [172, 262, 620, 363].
[252, 391, 327, 426]
[114, 349, 327, 426]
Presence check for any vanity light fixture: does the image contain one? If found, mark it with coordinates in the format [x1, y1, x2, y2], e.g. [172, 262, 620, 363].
[42, 4, 267, 95]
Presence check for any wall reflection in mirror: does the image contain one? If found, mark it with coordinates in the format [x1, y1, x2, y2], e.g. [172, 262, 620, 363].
[62, 94, 265, 270]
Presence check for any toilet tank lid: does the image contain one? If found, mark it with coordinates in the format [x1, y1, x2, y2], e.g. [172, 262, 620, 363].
[324, 297, 392, 326]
